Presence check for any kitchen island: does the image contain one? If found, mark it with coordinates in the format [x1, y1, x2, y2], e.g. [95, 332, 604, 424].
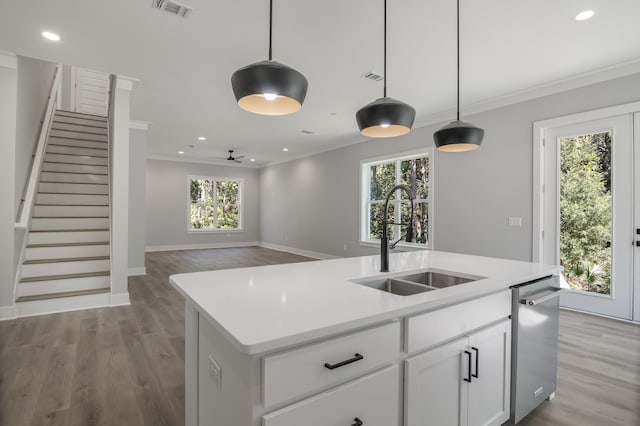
[170, 250, 561, 426]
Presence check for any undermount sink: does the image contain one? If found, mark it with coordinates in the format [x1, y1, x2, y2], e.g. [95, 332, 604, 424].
[352, 269, 486, 296]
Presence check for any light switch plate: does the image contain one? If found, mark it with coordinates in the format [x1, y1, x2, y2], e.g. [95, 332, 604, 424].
[508, 217, 523, 227]
[209, 354, 222, 390]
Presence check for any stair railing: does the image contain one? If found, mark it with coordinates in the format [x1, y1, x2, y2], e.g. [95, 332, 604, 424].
[13, 64, 63, 300]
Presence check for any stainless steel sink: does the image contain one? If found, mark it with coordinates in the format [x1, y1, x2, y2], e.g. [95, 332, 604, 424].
[352, 269, 485, 296]
[353, 277, 435, 296]
[395, 270, 485, 289]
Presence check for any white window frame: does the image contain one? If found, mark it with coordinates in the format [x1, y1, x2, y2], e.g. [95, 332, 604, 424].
[359, 148, 434, 250]
[187, 175, 244, 233]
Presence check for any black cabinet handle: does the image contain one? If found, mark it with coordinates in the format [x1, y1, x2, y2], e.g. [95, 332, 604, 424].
[636, 241, 640, 247]
[464, 350, 472, 383]
[472, 347, 479, 378]
[351, 418, 363, 426]
[324, 353, 364, 370]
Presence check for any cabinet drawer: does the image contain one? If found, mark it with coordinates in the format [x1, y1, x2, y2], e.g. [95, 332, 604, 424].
[263, 365, 400, 426]
[263, 321, 400, 408]
[405, 290, 511, 354]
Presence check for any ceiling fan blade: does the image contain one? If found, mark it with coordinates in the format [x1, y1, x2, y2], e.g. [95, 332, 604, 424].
[235, 155, 245, 160]
[234, 159, 242, 163]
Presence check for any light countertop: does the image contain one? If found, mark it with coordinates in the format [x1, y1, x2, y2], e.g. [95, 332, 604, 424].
[170, 250, 561, 355]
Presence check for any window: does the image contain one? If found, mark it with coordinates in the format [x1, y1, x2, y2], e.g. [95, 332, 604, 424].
[360, 149, 433, 248]
[188, 176, 243, 232]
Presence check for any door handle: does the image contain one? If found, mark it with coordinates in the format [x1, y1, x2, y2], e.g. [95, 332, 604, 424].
[471, 347, 479, 378]
[464, 350, 472, 383]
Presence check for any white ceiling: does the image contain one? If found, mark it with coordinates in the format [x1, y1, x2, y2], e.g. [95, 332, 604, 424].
[1, 0, 640, 166]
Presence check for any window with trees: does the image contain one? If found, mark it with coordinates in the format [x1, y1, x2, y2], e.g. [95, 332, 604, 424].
[360, 150, 433, 248]
[188, 176, 242, 231]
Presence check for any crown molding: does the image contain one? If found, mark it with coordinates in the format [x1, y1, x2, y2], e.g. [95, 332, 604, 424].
[0, 51, 17, 69]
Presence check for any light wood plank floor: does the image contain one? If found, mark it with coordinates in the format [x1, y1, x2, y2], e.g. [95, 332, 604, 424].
[1, 248, 639, 426]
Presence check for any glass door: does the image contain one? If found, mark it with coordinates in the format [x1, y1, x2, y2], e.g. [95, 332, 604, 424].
[543, 114, 634, 320]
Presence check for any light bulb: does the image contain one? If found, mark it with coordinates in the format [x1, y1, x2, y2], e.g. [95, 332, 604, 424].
[380, 123, 390, 128]
[575, 10, 594, 21]
[263, 93, 278, 101]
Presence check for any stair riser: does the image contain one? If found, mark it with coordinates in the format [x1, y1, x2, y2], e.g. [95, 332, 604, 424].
[40, 172, 108, 184]
[38, 182, 108, 194]
[51, 122, 108, 135]
[48, 137, 107, 150]
[47, 145, 108, 157]
[28, 230, 110, 245]
[49, 129, 107, 142]
[53, 116, 108, 128]
[17, 274, 111, 298]
[34, 205, 109, 217]
[22, 259, 111, 278]
[25, 244, 110, 261]
[45, 153, 108, 166]
[36, 193, 109, 205]
[55, 111, 107, 121]
[42, 162, 108, 174]
[31, 217, 110, 231]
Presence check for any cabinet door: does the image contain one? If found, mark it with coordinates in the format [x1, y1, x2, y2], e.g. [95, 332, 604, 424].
[467, 320, 511, 426]
[405, 337, 469, 426]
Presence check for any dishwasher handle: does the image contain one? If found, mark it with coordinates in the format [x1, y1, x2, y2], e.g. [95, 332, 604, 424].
[520, 287, 565, 306]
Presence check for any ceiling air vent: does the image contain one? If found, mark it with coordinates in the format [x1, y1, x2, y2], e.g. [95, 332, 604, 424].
[362, 71, 384, 82]
[152, 0, 193, 18]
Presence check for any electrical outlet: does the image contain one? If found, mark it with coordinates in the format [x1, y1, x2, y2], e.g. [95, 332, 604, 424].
[209, 355, 222, 390]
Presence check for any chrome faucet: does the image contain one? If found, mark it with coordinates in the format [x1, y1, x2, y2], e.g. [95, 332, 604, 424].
[380, 184, 415, 272]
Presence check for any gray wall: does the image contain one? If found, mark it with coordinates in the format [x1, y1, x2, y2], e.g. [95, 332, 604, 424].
[145, 159, 260, 249]
[1, 57, 17, 312]
[129, 128, 147, 272]
[14, 56, 57, 219]
[260, 72, 640, 261]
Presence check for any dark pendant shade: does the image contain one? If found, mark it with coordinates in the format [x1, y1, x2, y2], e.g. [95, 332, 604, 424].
[356, 97, 416, 138]
[433, 120, 484, 152]
[231, 60, 308, 116]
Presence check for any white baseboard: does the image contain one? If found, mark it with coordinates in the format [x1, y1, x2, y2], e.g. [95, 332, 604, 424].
[128, 267, 146, 276]
[110, 292, 131, 306]
[15, 292, 111, 318]
[145, 241, 260, 252]
[258, 242, 339, 260]
[0, 305, 17, 321]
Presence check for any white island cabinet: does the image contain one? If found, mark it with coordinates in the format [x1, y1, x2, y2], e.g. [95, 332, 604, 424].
[170, 250, 561, 426]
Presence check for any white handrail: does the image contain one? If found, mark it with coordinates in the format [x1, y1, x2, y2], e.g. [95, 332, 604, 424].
[15, 64, 63, 228]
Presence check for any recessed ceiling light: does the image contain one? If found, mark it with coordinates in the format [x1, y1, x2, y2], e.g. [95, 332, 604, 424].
[575, 10, 595, 21]
[250, 158, 256, 162]
[178, 151, 185, 154]
[42, 31, 60, 41]
[197, 136, 206, 141]
[282, 148, 289, 152]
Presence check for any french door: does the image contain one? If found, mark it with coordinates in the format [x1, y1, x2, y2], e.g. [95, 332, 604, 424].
[541, 113, 637, 320]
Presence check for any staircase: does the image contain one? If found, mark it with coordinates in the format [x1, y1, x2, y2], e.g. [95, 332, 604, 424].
[16, 110, 111, 305]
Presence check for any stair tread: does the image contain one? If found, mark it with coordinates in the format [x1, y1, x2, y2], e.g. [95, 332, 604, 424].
[36, 203, 109, 206]
[19, 270, 110, 283]
[29, 228, 110, 233]
[40, 171, 108, 176]
[23, 255, 110, 265]
[40, 181, 108, 185]
[16, 287, 110, 303]
[55, 110, 108, 120]
[38, 192, 108, 195]
[53, 119, 107, 128]
[43, 160, 108, 167]
[45, 151, 108, 158]
[47, 143, 108, 150]
[49, 136, 108, 143]
[50, 129, 108, 137]
[27, 241, 109, 248]
[32, 216, 109, 219]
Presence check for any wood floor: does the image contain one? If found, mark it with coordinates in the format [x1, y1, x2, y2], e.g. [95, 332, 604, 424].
[1, 247, 639, 426]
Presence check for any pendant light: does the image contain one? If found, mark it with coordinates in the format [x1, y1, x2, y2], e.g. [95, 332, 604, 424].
[433, 0, 484, 152]
[231, 0, 308, 116]
[356, 0, 415, 138]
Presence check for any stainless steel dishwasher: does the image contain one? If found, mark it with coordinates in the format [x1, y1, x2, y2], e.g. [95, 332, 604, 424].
[510, 275, 564, 424]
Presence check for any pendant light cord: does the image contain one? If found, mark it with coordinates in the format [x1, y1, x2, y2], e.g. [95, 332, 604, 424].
[456, 0, 460, 121]
[383, 0, 387, 98]
[268, 0, 273, 60]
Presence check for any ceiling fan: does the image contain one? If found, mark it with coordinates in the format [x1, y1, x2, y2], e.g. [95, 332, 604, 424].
[216, 150, 244, 163]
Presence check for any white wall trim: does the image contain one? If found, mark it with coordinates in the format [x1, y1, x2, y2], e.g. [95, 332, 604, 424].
[110, 292, 131, 306]
[258, 242, 339, 260]
[14, 293, 111, 318]
[145, 241, 260, 252]
[115, 76, 138, 91]
[0, 305, 17, 321]
[0, 51, 17, 69]
[128, 267, 147, 276]
[532, 101, 640, 263]
[147, 154, 261, 169]
[130, 120, 151, 130]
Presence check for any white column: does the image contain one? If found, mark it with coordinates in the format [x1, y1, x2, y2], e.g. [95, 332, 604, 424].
[109, 76, 136, 305]
[0, 52, 17, 319]
[128, 121, 149, 276]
